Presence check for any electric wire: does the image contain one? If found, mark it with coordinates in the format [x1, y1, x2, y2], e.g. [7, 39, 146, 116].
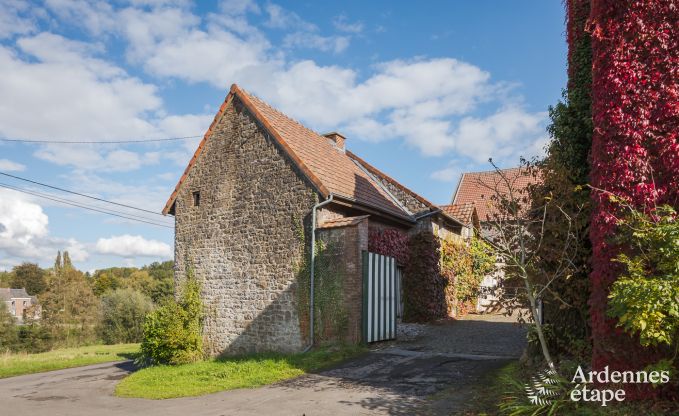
[0, 135, 202, 144]
[0, 183, 173, 229]
[0, 172, 167, 217]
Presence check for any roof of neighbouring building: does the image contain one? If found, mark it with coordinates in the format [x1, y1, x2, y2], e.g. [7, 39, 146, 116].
[439, 203, 476, 225]
[318, 215, 370, 229]
[0, 288, 32, 301]
[451, 168, 540, 222]
[163, 84, 452, 225]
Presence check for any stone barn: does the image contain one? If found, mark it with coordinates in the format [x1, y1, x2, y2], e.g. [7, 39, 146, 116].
[163, 84, 468, 355]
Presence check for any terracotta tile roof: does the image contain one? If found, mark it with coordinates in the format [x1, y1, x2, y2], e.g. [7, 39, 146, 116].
[451, 168, 539, 222]
[163, 84, 411, 220]
[439, 203, 475, 225]
[318, 215, 370, 229]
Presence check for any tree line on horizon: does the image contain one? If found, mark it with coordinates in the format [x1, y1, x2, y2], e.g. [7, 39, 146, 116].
[0, 251, 174, 353]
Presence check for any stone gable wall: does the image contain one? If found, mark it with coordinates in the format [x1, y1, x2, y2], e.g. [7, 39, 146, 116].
[173, 98, 318, 355]
[374, 178, 430, 215]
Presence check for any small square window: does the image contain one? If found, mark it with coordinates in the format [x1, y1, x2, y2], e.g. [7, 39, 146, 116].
[192, 191, 201, 207]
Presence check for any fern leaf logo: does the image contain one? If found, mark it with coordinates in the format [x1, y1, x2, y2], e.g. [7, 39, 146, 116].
[525, 369, 560, 406]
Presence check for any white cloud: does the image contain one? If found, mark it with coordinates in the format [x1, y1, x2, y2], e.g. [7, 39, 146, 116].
[0, 189, 49, 251]
[96, 234, 172, 258]
[0, 159, 26, 172]
[0, 33, 160, 141]
[44, 0, 116, 36]
[34, 145, 157, 172]
[333, 15, 363, 34]
[0, 31, 211, 171]
[0, 188, 89, 264]
[453, 107, 547, 163]
[0, 0, 38, 39]
[283, 32, 349, 54]
[263, 3, 315, 31]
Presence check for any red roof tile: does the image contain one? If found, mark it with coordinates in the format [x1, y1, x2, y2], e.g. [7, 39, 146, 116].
[439, 203, 475, 225]
[451, 168, 540, 221]
[318, 215, 370, 229]
[163, 84, 411, 220]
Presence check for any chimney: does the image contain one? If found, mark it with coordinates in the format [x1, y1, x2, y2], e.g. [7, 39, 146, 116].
[323, 132, 347, 152]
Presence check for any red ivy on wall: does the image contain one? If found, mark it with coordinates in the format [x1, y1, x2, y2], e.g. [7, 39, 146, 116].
[368, 228, 447, 321]
[368, 228, 409, 266]
[589, 0, 678, 398]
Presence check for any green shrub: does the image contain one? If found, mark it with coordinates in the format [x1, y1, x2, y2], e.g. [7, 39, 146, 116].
[0, 307, 53, 353]
[0, 306, 18, 352]
[100, 288, 154, 344]
[16, 323, 53, 353]
[140, 274, 203, 365]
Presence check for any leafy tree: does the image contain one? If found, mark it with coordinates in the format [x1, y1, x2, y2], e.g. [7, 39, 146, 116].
[0, 304, 18, 351]
[91, 271, 121, 296]
[11, 263, 47, 295]
[0, 271, 12, 287]
[145, 261, 175, 303]
[90, 262, 175, 302]
[100, 288, 154, 344]
[123, 270, 155, 298]
[42, 251, 101, 346]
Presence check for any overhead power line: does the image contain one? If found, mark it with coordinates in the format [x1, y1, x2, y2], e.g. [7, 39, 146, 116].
[0, 172, 166, 217]
[0, 183, 173, 229]
[0, 134, 203, 144]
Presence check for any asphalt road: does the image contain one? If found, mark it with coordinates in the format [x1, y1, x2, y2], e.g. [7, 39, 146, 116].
[0, 313, 526, 415]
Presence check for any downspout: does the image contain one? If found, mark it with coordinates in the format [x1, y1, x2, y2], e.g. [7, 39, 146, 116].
[303, 193, 334, 352]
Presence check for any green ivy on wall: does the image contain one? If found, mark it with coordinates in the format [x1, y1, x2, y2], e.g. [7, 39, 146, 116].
[440, 237, 495, 316]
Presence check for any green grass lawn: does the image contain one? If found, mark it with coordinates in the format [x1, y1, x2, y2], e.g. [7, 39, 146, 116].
[0, 343, 140, 379]
[115, 344, 366, 399]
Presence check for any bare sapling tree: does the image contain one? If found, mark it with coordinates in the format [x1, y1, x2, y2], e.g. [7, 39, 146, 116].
[478, 159, 584, 371]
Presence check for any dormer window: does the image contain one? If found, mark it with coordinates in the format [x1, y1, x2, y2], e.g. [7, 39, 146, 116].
[192, 191, 201, 207]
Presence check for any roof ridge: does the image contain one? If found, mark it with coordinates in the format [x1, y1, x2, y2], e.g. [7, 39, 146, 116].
[462, 166, 526, 175]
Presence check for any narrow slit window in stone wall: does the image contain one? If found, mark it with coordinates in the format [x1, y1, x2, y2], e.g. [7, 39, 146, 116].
[192, 191, 200, 207]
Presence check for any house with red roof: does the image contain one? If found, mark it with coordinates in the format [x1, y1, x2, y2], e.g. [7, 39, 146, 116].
[447, 167, 540, 313]
[163, 84, 467, 355]
[449, 167, 539, 237]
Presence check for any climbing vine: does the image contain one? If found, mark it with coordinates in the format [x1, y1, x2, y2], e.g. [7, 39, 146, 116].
[294, 223, 349, 345]
[402, 231, 447, 322]
[589, 0, 679, 398]
[529, 0, 593, 360]
[440, 237, 495, 316]
[368, 228, 409, 265]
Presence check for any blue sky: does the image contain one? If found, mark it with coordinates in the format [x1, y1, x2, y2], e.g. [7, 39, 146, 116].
[0, 0, 567, 272]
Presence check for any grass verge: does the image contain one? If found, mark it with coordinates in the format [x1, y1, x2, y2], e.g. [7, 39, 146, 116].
[0, 343, 140, 379]
[115, 344, 366, 399]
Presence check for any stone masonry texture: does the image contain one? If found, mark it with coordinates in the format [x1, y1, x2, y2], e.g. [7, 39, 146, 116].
[173, 97, 318, 355]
